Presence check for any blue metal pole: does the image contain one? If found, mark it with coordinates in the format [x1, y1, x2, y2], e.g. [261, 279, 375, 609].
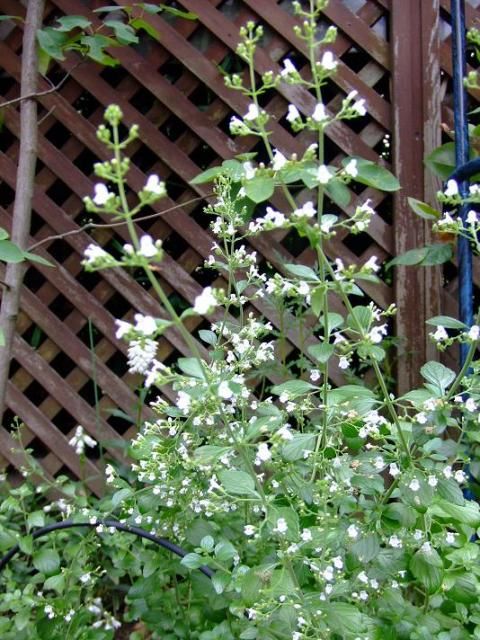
[451, 0, 474, 366]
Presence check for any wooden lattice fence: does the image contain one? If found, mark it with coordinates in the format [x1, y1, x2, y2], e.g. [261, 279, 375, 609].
[0, 0, 478, 490]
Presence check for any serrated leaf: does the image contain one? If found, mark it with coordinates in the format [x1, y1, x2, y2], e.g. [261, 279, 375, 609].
[420, 361, 455, 393]
[218, 470, 259, 497]
[410, 546, 443, 594]
[408, 197, 441, 220]
[244, 176, 275, 203]
[281, 433, 315, 462]
[447, 574, 478, 604]
[33, 548, 61, 575]
[426, 315, 467, 330]
[351, 534, 380, 563]
[437, 478, 465, 506]
[326, 603, 370, 635]
[80, 35, 119, 66]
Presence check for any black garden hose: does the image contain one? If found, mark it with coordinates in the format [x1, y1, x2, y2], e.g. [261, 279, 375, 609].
[0, 518, 214, 579]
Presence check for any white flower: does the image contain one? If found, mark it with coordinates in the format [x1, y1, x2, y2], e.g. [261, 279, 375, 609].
[244, 525, 256, 536]
[317, 164, 333, 184]
[428, 475, 438, 487]
[443, 465, 453, 479]
[320, 51, 337, 71]
[115, 319, 132, 339]
[388, 535, 402, 548]
[364, 255, 380, 272]
[469, 325, 480, 340]
[274, 518, 288, 534]
[218, 380, 233, 399]
[176, 390, 191, 413]
[344, 158, 358, 177]
[293, 201, 316, 218]
[332, 555, 343, 569]
[389, 463, 400, 477]
[286, 104, 301, 122]
[272, 149, 288, 170]
[338, 356, 350, 370]
[127, 338, 157, 374]
[310, 369, 321, 382]
[312, 102, 328, 123]
[374, 456, 384, 470]
[84, 244, 109, 264]
[454, 469, 467, 484]
[352, 98, 367, 116]
[193, 287, 217, 315]
[80, 572, 91, 584]
[320, 217, 334, 233]
[93, 183, 114, 205]
[415, 412, 428, 424]
[69, 426, 97, 455]
[138, 234, 161, 258]
[466, 397, 477, 412]
[144, 174, 165, 195]
[134, 313, 157, 336]
[409, 478, 420, 492]
[446, 531, 456, 544]
[467, 209, 478, 224]
[256, 442, 271, 463]
[44, 604, 55, 619]
[369, 324, 388, 343]
[244, 103, 259, 121]
[301, 528, 312, 542]
[347, 524, 359, 539]
[280, 58, 297, 77]
[444, 179, 459, 197]
[432, 326, 448, 342]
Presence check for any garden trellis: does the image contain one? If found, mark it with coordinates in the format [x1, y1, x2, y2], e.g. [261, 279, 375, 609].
[0, 0, 478, 488]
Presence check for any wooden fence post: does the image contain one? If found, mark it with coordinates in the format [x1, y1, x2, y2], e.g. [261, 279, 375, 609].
[391, 0, 442, 393]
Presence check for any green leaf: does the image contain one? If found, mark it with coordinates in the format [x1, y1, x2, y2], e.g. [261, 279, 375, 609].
[308, 342, 335, 364]
[282, 433, 315, 462]
[352, 157, 400, 191]
[54, 15, 92, 31]
[159, 4, 198, 19]
[410, 546, 444, 594]
[325, 603, 369, 636]
[447, 574, 478, 604]
[18, 535, 33, 555]
[420, 361, 455, 393]
[283, 263, 319, 280]
[429, 499, 480, 526]
[347, 305, 373, 332]
[424, 142, 456, 181]
[426, 316, 467, 330]
[111, 487, 133, 508]
[190, 165, 225, 184]
[351, 534, 381, 563]
[104, 19, 139, 45]
[0, 329, 5, 347]
[326, 178, 351, 207]
[200, 535, 214, 552]
[36, 28, 69, 60]
[408, 197, 441, 220]
[27, 510, 45, 529]
[421, 243, 453, 266]
[80, 35, 119, 66]
[43, 573, 65, 594]
[33, 548, 61, 575]
[211, 572, 229, 594]
[244, 176, 275, 203]
[270, 379, 317, 398]
[437, 478, 465, 506]
[37, 47, 51, 75]
[129, 17, 161, 41]
[198, 329, 217, 346]
[214, 540, 237, 563]
[23, 251, 54, 267]
[177, 357, 205, 380]
[0, 15, 22, 22]
[218, 470, 259, 497]
[387, 247, 428, 268]
[180, 552, 204, 570]
[194, 445, 231, 465]
[0, 228, 9, 241]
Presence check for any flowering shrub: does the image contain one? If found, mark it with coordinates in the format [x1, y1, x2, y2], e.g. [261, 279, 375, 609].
[2, 1, 480, 638]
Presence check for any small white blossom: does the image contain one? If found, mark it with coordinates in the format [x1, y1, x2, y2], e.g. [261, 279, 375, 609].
[320, 51, 337, 71]
[193, 287, 217, 315]
[317, 164, 333, 184]
[218, 380, 233, 399]
[468, 325, 480, 340]
[389, 463, 400, 477]
[69, 426, 97, 455]
[312, 102, 328, 123]
[428, 475, 438, 487]
[293, 201, 316, 218]
[301, 528, 312, 542]
[244, 103, 260, 121]
[467, 209, 478, 224]
[286, 104, 301, 122]
[432, 326, 448, 342]
[446, 531, 456, 544]
[409, 478, 420, 492]
[244, 525, 256, 536]
[138, 234, 161, 258]
[93, 183, 114, 205]
[134, 313, 157, 336]
[388, 535, 402, 549]
[454, 469, 467, 484]
[272, 148, 288, 171]
[444, 179, 459, 197]
[84, 244, 109, 265]
[347, 524, 359, 539]
[364, 255, 380, 272]
[344, 158, 358, 177]
[256, 442, 271, 463]
[280, 58, 298, 77]
[338, 356, 350, 370]
[127, 338, 157, 374]
[273, 518, 288, 534]
[144, 174, 165, 195]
